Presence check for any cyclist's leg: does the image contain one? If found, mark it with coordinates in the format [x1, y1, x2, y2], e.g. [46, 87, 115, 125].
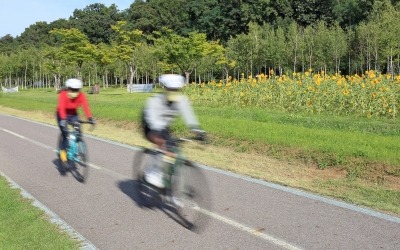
[68, 114, 80, 136]
[56, 112, 68, 149]
[56, 112, 69, 162]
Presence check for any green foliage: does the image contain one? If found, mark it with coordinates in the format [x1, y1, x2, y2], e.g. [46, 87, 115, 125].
[71, 3, 123, 44]
[153, 29, 225, 80]
[0, 176, 79, 249]
[1, 88, 399, 215]
[127, 0, 190, 36]
[1, 0, 400, 87]
[49, 28, 95, 77]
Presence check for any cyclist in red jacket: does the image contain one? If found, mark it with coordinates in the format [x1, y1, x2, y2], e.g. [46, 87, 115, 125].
[56, 78, 95, 163]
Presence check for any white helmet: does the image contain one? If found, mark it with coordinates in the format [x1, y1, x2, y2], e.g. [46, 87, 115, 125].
[159, 74, 185, 89]
[65, 78, 83, 89]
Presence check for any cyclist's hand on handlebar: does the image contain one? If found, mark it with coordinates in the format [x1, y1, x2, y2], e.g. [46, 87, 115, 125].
[60, 119, 67, 128]
[191, 128, 207, 142]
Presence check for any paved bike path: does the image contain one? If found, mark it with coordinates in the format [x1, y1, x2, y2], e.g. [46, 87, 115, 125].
[1, 113, 399, 250]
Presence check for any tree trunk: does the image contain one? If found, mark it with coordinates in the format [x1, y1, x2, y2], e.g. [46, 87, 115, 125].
[184, 72, 190, 84]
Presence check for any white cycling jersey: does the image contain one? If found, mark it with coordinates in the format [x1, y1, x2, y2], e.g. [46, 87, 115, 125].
[143, 93, 199, 132]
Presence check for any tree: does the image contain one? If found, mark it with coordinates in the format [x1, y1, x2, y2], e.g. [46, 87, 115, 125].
[135, 44, 160, 84]
[154, 29, 222, 82]
[50, 28, 95, 78]
[285, 21, 304, 73]
[111, 21, 145, 85]
[71, 3, 123, 44]
[93, 43, 115, 87]
[332, 0, 374, 29]
[127, 0, 190, 36]
[0, 35, 16, 55]
[291, 0, 336, 27]
[330, 23, 348, 73]
[17, 22, 52, 48]
[375, 1, 400, 75]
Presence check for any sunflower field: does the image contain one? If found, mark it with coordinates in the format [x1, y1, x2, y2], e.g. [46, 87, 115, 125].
[184, 70, 400, 119]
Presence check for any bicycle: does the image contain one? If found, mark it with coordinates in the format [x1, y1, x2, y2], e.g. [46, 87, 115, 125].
[56, 120, 95, 183]
[133, 135, 211, 232]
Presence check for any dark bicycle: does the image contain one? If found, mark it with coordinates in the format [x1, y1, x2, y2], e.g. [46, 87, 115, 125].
[56, 120, 94, 183]
[133, 136, 212, 232]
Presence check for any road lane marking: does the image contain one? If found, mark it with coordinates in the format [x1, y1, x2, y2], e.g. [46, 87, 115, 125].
[199, 164, 400, 224]
[1, 127, 54, 150]
[88, 163, 101, 170]
[197, 207, 303, 250]
[1, 128, 25, 138]
[1, 125, 305, 249]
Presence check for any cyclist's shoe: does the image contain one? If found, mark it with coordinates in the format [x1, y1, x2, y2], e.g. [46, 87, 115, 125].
[165, 196, 184, 208]
[60, 149, 67, 163]
[172, 196, 184, 208]
[144, 169, 165, 189]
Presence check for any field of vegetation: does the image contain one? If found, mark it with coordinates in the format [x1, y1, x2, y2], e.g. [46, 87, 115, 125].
[1, 71, 399, 216]
[0, 175, 79, 249]
[2, 1, 400, 247]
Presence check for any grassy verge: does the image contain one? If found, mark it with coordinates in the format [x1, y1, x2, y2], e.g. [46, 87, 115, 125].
[0, 175, 79, 249]
[0, 87, 399, 216]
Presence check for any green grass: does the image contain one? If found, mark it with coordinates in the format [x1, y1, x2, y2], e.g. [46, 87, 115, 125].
[0, 176, 79, 249]
[313, 179, 400, 213]
[1, 87, 399, 168]
[1, 87, 399, 216]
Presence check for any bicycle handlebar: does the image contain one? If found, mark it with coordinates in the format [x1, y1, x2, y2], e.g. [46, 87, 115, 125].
[175, 134, 208, 144]
[67, 120, 95, 125]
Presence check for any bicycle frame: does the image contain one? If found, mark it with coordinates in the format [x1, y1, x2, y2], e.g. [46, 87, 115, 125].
[66, 125, 81, 162]
[135, 136, 210, 231]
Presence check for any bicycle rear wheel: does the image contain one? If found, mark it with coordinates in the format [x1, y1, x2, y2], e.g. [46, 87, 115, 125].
[173, 161, 212, 232]
[74, 139, 88, 183]
[133, 149, 163, 207]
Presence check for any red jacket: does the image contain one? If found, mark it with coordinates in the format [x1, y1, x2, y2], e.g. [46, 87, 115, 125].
[56, 90, 92, 119]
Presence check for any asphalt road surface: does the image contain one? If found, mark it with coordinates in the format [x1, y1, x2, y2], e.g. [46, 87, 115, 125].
[1, 113, 399, 250]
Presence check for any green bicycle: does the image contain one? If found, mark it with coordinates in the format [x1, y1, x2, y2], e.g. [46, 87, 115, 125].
[133, 136, 212, 231]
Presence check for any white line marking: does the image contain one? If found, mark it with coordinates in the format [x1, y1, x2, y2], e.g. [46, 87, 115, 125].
[1, 124, 305, 248]
[2, 114, 400, 247]
[199, 164, 400, 224]
[88, 163, 101, 170]
[1, 127, 54, 150]
[2, 127, 101, 171]
[197, 207, 304, 250]
[1, 128, 25, 138]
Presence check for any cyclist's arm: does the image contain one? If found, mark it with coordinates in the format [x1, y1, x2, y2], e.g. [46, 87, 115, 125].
[79, 93, 92, 118]
[57, 91, 67, 120]
[176, 96, 200, 129]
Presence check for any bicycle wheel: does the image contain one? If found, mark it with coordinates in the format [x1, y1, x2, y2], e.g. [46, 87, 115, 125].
[132, 149, 163, 207]
[74, 139, 88, 183]
[173, 161, 212, 232]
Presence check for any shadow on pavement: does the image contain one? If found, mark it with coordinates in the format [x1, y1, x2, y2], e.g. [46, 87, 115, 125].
[52, 158, 67, 176]
[117, 179, 197, 232]
[52, 158, 85, 183]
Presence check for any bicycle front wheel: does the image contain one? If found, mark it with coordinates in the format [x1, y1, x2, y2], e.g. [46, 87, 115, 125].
[74, 139, 89, 183]
[173, 161, 212, 232]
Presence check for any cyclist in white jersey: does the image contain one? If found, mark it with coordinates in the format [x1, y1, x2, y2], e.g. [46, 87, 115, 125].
[141, 74, 205, 189]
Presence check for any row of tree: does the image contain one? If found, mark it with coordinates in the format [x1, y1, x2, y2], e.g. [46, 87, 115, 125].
[1, 0, 400, 88]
